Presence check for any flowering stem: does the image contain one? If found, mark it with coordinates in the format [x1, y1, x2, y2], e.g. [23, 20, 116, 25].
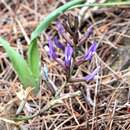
[31, 0, 85, 41]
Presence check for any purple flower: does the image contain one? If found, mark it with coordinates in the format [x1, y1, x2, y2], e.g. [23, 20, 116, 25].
[84, 66, 100, 81]
[48, 37, 57, 59]
[56, 21, 65, 35]
[84, 42, 98, 61]
[54, 36, 65, 51]
[65, 43, 73, 68]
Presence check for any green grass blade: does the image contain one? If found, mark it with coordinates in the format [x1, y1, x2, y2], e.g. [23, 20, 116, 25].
[0, 37, 36, 89]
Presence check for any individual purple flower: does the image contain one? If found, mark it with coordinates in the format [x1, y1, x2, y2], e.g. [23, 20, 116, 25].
[54, 36, 65, 51]
[84, 41, 98, 61]
[56, 21, 65, 35]
[48, 37, 57, 59]
[84, 66, 100, 81]
[65, 43, 73, 68]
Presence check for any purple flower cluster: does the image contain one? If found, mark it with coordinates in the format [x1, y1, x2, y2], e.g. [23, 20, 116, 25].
[48, 36, 73, 69]
[47, 21, 99, 82]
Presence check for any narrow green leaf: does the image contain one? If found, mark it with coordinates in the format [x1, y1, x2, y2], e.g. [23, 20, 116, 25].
[68, 1, 130, 9]
[0, 37, 36, 89]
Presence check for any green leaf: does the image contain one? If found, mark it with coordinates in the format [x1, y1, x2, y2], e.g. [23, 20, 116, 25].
[69, 1, 130, 9]
[0, 37, 37, 89]
[27, 39, 40, 92]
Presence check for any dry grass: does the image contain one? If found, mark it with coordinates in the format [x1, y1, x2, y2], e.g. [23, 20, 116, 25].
[0, 0, 130, 130]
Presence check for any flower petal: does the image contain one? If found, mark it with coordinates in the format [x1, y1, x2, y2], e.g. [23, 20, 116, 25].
[84, 66, 100, 81]
[48, 37, 57, 59]
[54, 36, 65, 51]
[84, 42, 98, 61]
[56, 21, 65, 35]
[65, 43, 73, 68]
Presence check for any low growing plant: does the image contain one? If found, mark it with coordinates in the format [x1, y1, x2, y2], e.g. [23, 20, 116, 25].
[0, 0, 85, 93]
[0, 0, 129, 94]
